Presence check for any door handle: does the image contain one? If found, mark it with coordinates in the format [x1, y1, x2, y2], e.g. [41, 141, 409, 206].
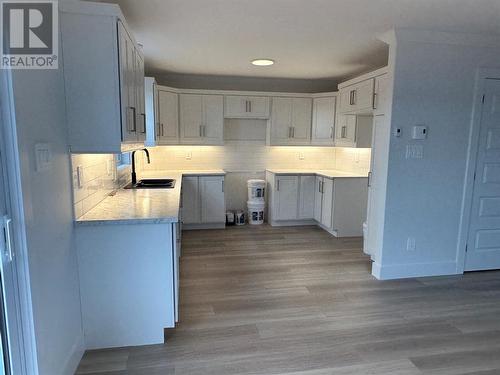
[131, 106, 137, 132]
[141, 113, 146, 133]
[3, 216, 13, 262]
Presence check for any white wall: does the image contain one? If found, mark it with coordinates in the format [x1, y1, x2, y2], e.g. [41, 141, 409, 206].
[11, 68, 84, 373]
[375, 30, 500, 279]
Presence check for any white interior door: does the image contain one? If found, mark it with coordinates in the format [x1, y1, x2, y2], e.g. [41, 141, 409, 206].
[465, 78, 500, 271]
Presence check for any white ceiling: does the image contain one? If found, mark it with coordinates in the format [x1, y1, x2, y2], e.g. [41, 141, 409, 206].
[100, 0, 500, 81]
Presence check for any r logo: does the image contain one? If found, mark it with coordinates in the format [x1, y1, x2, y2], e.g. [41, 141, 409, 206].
[2, 2, 53, 55]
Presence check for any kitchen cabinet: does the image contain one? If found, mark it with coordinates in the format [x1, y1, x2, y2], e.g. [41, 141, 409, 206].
[179, 94, 224, 145]
[338, 78, 375, 114]
[200, 176, 226, 223]
[267, 172, 367, 236]
[373, 74, 389, 116]
[299, 175, 316, 219]
[61, 2, 147, 152]
[144, 77, 158, 147]
[181, 176, 199, 224]
[311, 96, 336, 145]
[335, 114, 373, 148]
[157, 89, 179, 144]
[224, 96, 270, 119]
[274, 176, 299, 221]
[270, 97, 312, 145]
[181, 175, 226, 228]
[76, 222, 179, 349]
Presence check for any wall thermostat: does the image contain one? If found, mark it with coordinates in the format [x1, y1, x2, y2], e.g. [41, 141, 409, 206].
[412, 125, 428, 140]
[393, 127, 402, 137]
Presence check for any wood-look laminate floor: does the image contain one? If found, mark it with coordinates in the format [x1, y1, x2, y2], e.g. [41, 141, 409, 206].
[76, 225, 500, 375]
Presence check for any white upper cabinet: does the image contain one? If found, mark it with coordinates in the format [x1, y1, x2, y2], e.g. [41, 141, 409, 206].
[224, 96, 270, 119]
[335, 114, 372, 148]
[270, 97, 312, 145]
[61, 2, 146, 153]
[373, 74, 389, 116]
[157, 90, 179, 144]
[338, 78, 375, 114]
[311, 96, 336, 145]
[179, 94, 223, 145]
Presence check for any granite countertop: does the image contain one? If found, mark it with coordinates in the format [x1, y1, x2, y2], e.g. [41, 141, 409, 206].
[76, 170, 225, 226]
[265, 169, 368, 178]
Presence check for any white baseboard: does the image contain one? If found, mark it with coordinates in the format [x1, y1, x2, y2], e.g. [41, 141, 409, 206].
[62, 333, 85, 375]
[182, 223, 225, 230]
[372, 261, 460, 280]
[269, 219, 316, 227]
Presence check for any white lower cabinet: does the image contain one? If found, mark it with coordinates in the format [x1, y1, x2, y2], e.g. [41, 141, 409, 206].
[299, 175, 316, 219]
[76, 222, 179, 349]
[274, 176, 299, 221]
[267, 172, 367, 236]
[181, 175, 225, 228]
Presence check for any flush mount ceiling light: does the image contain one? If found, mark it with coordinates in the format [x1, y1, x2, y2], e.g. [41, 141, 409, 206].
[251, 59, 274, 66]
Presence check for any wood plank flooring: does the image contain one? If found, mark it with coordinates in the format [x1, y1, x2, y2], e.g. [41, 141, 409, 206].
[75, 225, 500, 375]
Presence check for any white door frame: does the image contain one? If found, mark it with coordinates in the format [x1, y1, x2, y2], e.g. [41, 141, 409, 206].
[456, 68, 500, 273]
[0, 70, 39, 374]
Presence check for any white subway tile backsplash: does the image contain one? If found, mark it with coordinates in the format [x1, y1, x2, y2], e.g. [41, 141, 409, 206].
[71, 154, 130, 219]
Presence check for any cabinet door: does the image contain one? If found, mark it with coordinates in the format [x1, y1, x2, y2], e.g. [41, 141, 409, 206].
[335, 114, 357, 147]
[290, 98, 312, 143]
[202, 95, 224, 145]
[179, 94, 203, 144]
[311, 97, 336, 145]
[224, 96, 247, 118]
[314, 177, 323, 222]
[135, 52, 146, 141]
[373, 74, 389, 116]
[320, 178, 333, 228]
[339, 87, 355, 114]
[274, 176, 299, 221]
[172, 223, 180, 322]
[118, 21, 137, 142]
[299, 175, 316, 219]
[353, 78, 375, 112]
[157, 90, 179, 144]
[200, 176, 225, 223]
[270, 97, 292, 144]
[248, 96, 270, 118]
[181, 177, 199, 224]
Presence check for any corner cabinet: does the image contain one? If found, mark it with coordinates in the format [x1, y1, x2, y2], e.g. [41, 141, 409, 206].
[269, 97, 312, 145]
[338, 78, 375, 114]
[179, 94, 224, 145]
[61, 2, 146, 153]
[181, 175, 226, 229]
[311, 96, 336, 145]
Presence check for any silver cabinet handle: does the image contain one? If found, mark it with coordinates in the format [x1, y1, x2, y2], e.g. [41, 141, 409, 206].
[140, 113, 146, 133]
[330, 126, 334, 139]
[3, 217, 13, 262]
[222, 180, 224, 192]
[199, 124, 203, 137]
[130, 106, 137, 132]
[156, 123, 160, 137]
[372, 93, 378, 110]
[277, 179, 280, 191]
[318, 180, 321, 193]
[368, 171, 372, 187]
[249, 100, 252, 113]
[292, 127, 295, 138]
[161, 123, 164, 137]
[203, 125, 206, 137]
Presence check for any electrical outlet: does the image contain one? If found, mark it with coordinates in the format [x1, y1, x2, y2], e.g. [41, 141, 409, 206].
[186, 151, 192, 160]
[298, 152, 305, 160]
[406, 237, 416, 251]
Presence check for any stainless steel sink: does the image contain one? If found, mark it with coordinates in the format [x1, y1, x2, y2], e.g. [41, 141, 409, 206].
[124, 178, 176, 189]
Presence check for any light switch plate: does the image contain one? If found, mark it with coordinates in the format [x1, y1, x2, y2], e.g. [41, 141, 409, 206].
[412, 125, 428, 139]
[35, 143, 52, 172]
[186, 151, 192, 160]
